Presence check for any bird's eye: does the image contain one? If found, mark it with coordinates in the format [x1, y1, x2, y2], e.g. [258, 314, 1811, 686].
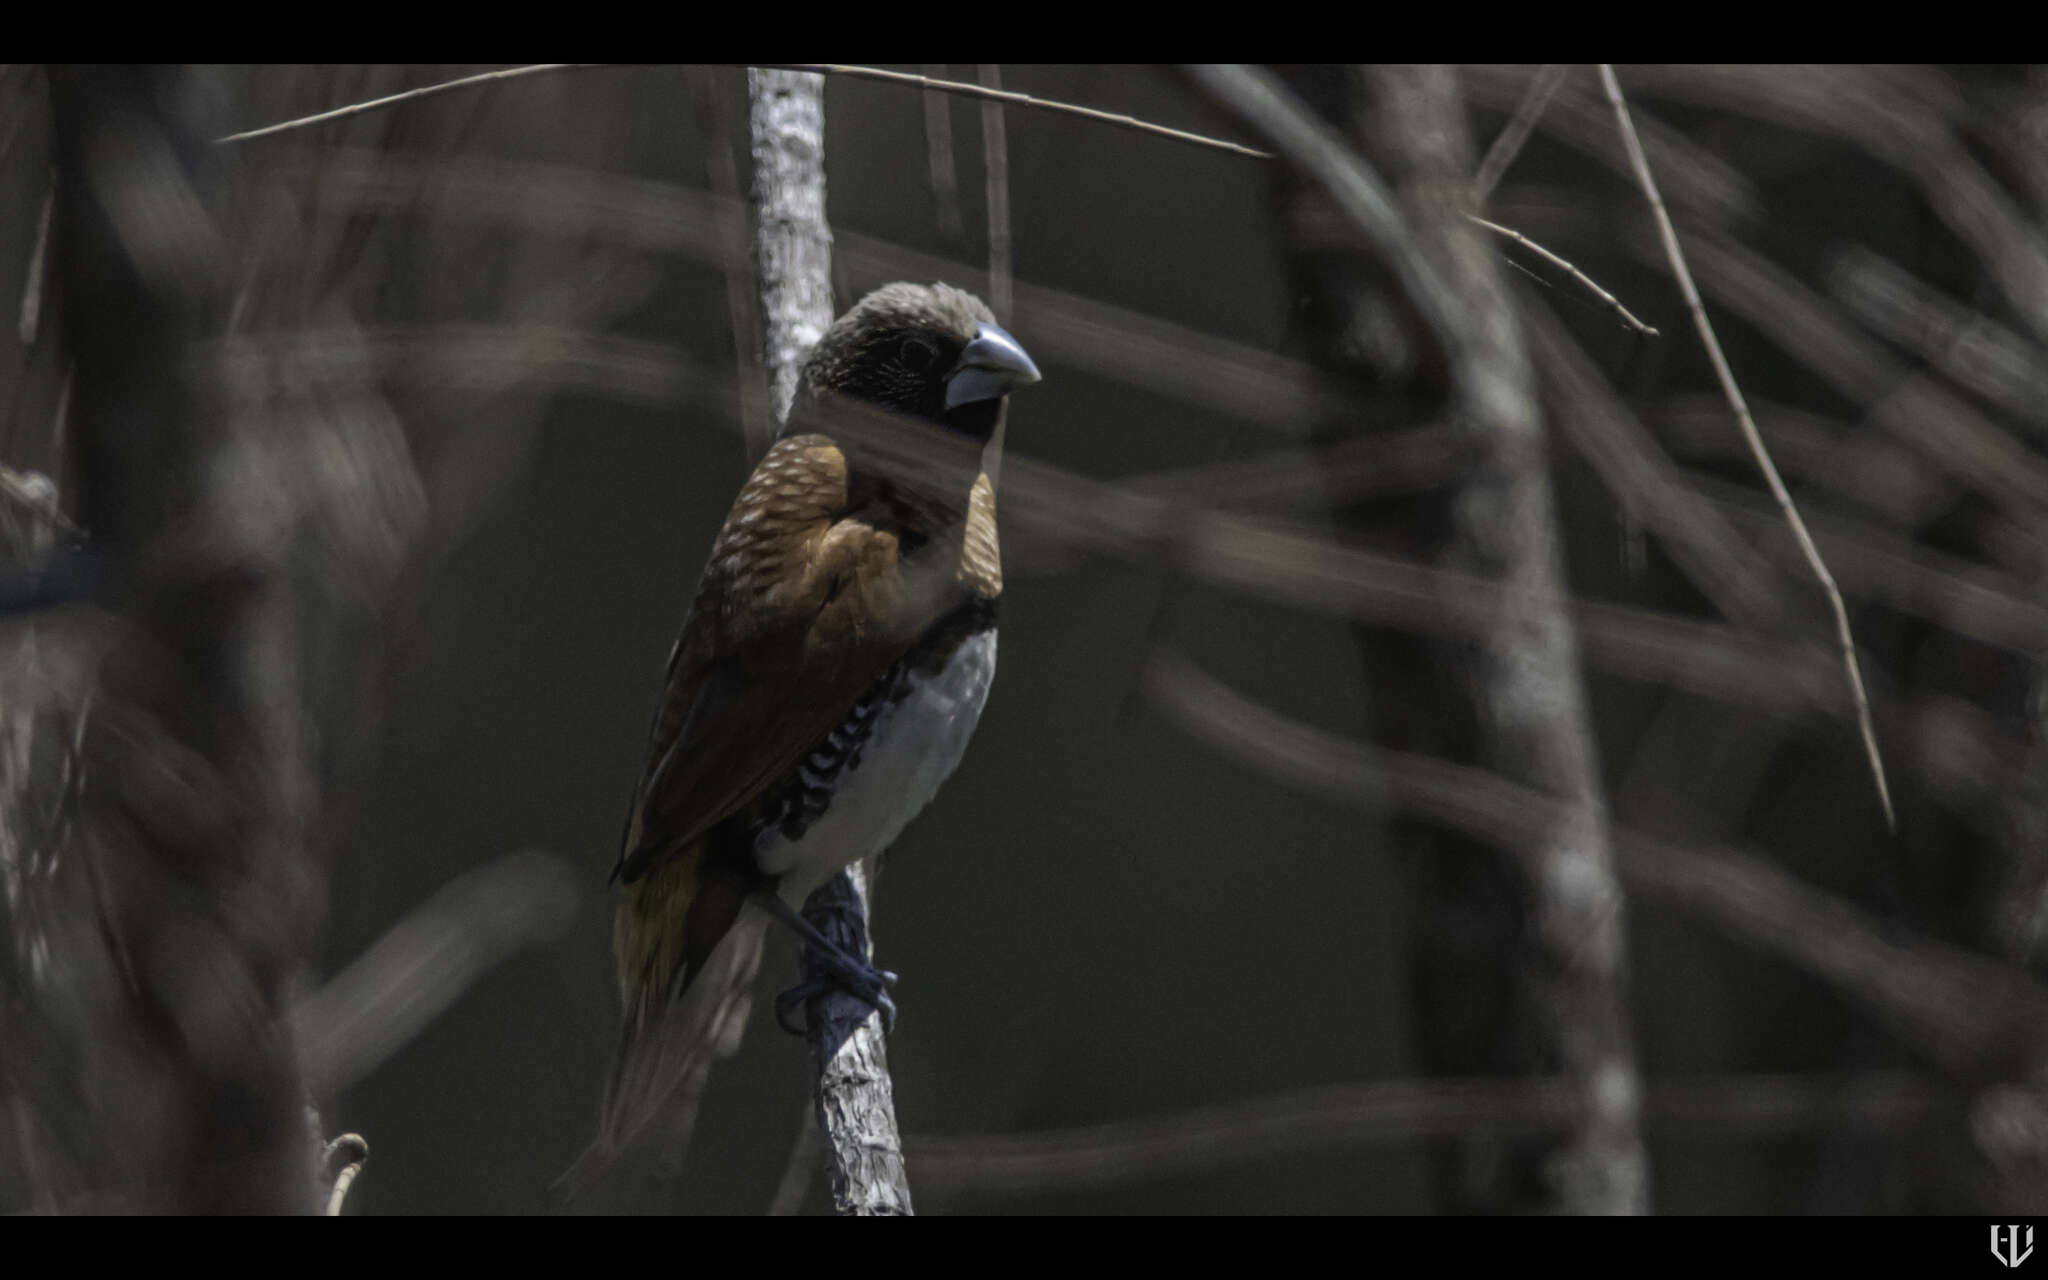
[897, 337, 938, 374]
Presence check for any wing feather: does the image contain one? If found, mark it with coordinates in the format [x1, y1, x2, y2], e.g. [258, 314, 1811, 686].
[613, 433, 962, 886]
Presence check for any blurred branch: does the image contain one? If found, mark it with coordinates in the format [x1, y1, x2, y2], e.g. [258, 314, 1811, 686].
[292, 850, 579, 1094]
[17, 187, 50, 345]
[206, 60, 1650, 377]
[977, 65, 1013, 325]
[1826, 245, 2048, 444]
[1365, 62, 1645, 1214]
[1695, 473, 2048, 658]
[1653, 392, 1963, 534]
[1143, 648, 2048, 1082]
[1472, 63, 1570, 203]
[215, 321, 2018, 768]
[1617, 65, 2048, 353]
[690, 69, 774, 462]
[803, 66, 1648, 352]
[1186, 64, 1459, 354]
[1662, 228, 2048, 526]
[0, 465, 79, 538]
[1463, 65, 1762, 226]
[766, 1104, 821, 1215]
[978, 65, 1012, 490]
[749, 66, 913, 1217]
[1524, 303, 1780, 629]
[1122, 424, 1471, 511]
[1600, 64, 1894, 833]
[276, 148, 1356, 434]
[919, 66, 964, 243]
[909, 1072, 1939, 1197]
[22, 63, 321, 1213]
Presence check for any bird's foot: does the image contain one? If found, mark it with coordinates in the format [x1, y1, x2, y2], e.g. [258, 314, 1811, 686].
[757, 887, 899, 1035]
[773, 961, 899, 1035]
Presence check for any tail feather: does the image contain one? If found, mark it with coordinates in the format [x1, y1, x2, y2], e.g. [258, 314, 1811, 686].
[557, 843, 772, 1202]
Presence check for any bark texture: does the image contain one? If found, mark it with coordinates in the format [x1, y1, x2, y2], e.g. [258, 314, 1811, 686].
[747, 65, 913, 1216]
[748, 68, 836, 435]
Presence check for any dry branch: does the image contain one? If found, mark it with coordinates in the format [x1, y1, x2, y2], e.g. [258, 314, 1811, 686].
[1599, 64, 1894, 832]
[1145, 649, 2048, 1081]
[909, 1072, 1939, 1197]
[748, 66, 913, 1217]
[12, 63, 322, 1213]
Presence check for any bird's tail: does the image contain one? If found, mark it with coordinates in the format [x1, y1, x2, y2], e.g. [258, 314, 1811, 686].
[556, 844, 770, 1202]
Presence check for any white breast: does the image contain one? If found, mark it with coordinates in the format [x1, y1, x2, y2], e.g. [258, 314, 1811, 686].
[758, 629, 997, 904]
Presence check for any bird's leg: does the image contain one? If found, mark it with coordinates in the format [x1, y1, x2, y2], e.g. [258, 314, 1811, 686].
[756, 889, 899, 1034]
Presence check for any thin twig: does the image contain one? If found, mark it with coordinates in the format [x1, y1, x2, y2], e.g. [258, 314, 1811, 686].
[767, 63, 1273, 160]
[1474, 216, 1658, 336]
[217, 62, 1271, 159]
[1472, 63, 1571, 204]
[322, 1133, 369, 1216]
[212, 62, 1640, 360]
[1597, 63, 1894, 832]
[17, 187, 51, 345]
[216, 64, 602, 144]
[1289, 193, 1657, 339]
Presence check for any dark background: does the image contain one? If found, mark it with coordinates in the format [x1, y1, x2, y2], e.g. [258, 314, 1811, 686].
[4, 64, 2044, 1214]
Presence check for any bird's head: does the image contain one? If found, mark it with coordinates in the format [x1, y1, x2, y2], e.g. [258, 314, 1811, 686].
[796, 282, 1041, 443]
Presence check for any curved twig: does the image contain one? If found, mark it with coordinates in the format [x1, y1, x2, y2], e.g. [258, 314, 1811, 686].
[217, 64, 602, 144]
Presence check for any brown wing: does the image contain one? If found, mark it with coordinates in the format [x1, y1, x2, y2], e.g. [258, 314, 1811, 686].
[612, 432, 956, 886]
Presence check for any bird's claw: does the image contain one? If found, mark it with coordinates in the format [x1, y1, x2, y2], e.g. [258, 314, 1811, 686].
[774, 980, 822, 1034]
[773, 961, 899, 1035]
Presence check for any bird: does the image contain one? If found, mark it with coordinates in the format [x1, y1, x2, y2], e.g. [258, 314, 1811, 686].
[569, 281, 1040, 1188]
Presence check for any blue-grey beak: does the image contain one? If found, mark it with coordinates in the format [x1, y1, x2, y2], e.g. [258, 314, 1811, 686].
[944, 322, 1041, 410]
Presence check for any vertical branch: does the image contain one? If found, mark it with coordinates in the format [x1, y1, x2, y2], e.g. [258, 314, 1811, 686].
[977, 64, 1013, 491]
[1201, 62, 1648, 1214]
[21, 64, 321, 1213]
[693, 68, 773, 466]
[795, 865, 912, 1215]
[1362, 62, 1646, 1217]
[976, 65, 1013, 324]
[745, 65, 913, 1217]
[747, 68, 836, 440]
[920, 65, 963, 245]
